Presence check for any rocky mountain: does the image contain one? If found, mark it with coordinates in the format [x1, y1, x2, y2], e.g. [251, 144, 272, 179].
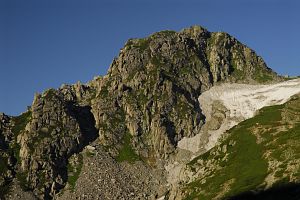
[1, 25, 299, 200]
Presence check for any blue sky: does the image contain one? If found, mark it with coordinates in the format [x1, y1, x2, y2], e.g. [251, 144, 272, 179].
[1, 0, 300, 116]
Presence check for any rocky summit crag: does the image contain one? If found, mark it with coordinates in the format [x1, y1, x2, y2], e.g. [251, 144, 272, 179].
[1, 25, 297, 200]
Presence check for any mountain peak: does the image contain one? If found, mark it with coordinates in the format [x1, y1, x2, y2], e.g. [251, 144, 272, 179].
[180, 24, 209, 35]
[109, 25, 280, 85]
[0, 26, 289, 200]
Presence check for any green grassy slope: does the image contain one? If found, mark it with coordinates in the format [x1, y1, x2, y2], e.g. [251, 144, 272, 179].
[184, 94, 300, 200]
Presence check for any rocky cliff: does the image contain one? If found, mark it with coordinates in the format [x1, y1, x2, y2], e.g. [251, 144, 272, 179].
[0, 25, 284, 199]
[92, 25, 279, 160]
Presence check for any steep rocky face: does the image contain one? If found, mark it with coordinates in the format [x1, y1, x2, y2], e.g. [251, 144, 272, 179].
[92, 25, 280, 160]
[15, 88, 98, 199]
[0, 113, 15, 198]
[0, 25, 282, 199]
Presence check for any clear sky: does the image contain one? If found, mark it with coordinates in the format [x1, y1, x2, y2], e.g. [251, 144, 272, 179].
[1, 0, 300, 116]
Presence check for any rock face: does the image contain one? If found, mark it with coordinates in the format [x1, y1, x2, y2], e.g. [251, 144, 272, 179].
[92, 25, 280, 160]
[16, 88, 98, 199]
[0, 25, 283, 199]
[0, 113, 15, 199]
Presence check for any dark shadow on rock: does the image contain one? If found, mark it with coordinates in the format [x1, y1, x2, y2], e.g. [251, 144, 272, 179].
[66, 102, 99, 152]
[0, 132, 8, 150]
[161, 115, 177, 147]
[226, 183, 300, 200]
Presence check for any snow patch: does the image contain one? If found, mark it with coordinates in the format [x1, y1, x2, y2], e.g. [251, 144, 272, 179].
[178, 78, 300, 153]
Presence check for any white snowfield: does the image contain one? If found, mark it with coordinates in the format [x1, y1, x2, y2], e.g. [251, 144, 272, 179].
[166, 78, 300, 186]
[178, 78, 300, 153]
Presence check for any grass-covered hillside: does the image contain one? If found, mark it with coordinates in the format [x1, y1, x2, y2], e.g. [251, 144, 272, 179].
[184, 94, 300, 200]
